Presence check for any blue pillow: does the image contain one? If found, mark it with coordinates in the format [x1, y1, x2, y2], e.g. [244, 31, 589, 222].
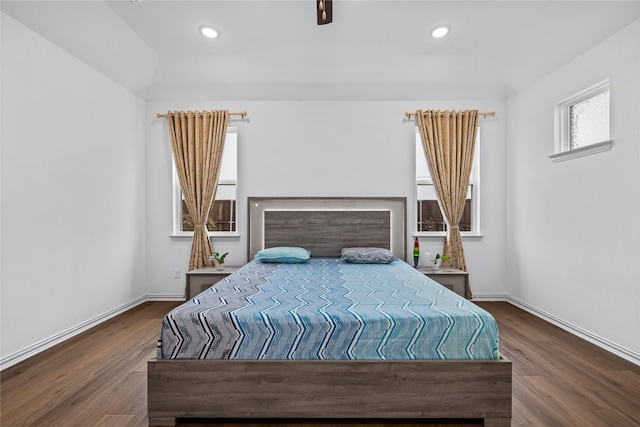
[341, 247, 396, 264]
[254, 247, 311, 263]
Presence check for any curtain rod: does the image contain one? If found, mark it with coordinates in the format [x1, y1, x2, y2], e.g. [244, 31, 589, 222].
[156, 111, 248, 119]
[405, 111, 495, 119]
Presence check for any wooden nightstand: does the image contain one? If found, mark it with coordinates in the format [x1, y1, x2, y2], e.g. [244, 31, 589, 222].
[418, 267, 469, 299]
[185, 266, 239, 300]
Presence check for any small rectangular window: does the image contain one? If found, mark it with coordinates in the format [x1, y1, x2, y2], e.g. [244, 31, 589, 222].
[173, 128, 238, 236]
[552, 80, 613, 162]
[569, 89, 609, 150]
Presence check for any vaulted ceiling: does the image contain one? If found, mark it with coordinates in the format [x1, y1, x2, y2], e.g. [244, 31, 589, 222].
[2, 1, 639, 100]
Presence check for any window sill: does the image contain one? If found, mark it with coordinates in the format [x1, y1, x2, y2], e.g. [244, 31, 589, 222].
[171, 232, 241, 239]
[549, 140, 613, 163]
[414, 232, 483, 241]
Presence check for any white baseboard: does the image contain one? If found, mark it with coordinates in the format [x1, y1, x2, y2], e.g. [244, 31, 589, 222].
[470, 294, 509, 302]
[144, 294, 185, 301]
[0, 294, 184, 371]
[507, 296, 640, 367]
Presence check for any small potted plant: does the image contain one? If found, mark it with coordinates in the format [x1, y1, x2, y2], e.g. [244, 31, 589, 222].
[209, 252, 229, 270]
[425, 252, 450, 270]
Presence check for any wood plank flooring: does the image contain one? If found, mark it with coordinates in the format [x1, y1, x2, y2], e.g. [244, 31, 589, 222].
[1, 301, 638, 426]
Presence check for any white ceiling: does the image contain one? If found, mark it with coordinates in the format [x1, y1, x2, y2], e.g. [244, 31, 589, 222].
[2, 0, 639, 100]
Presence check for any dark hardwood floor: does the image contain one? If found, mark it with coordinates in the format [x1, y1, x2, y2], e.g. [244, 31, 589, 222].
[1, 301, 638, 426]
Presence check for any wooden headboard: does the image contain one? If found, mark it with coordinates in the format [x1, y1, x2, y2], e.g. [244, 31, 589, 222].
[248, 197, 406, 260]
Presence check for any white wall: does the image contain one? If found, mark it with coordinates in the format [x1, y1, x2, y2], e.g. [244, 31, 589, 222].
[506, 20, 640, 359]
[3, 8, 636, 372]
[146, 100, 507, 298]
[5, 8, 636, 371]
[0, 14, 147, 366]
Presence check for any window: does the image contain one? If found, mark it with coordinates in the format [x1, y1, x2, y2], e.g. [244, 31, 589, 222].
[415, 128, 480, 236]
[173, 127, 238, 236]
[551, 80, 613, 162]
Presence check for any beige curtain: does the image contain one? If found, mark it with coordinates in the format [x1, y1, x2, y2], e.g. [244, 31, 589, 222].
[416, 109, 478, 298]
[167, 110, 230, 271]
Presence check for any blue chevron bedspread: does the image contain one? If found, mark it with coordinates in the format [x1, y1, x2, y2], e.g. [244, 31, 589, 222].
[157, 259, 500, 360]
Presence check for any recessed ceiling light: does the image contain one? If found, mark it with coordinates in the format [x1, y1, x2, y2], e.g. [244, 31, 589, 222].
[431, 26, 450, 39]
[200, 26, 219, 39]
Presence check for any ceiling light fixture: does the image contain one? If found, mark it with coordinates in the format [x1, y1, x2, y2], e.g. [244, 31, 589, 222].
[200, 26, 219, 39]
[431, 26, 450, 38]
[317, 0, 333, 25]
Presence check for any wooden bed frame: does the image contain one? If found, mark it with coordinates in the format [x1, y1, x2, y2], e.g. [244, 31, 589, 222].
[148, 197, 512, 426]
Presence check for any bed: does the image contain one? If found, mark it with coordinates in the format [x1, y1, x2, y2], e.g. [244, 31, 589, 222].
[148, 197, 512, 426]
